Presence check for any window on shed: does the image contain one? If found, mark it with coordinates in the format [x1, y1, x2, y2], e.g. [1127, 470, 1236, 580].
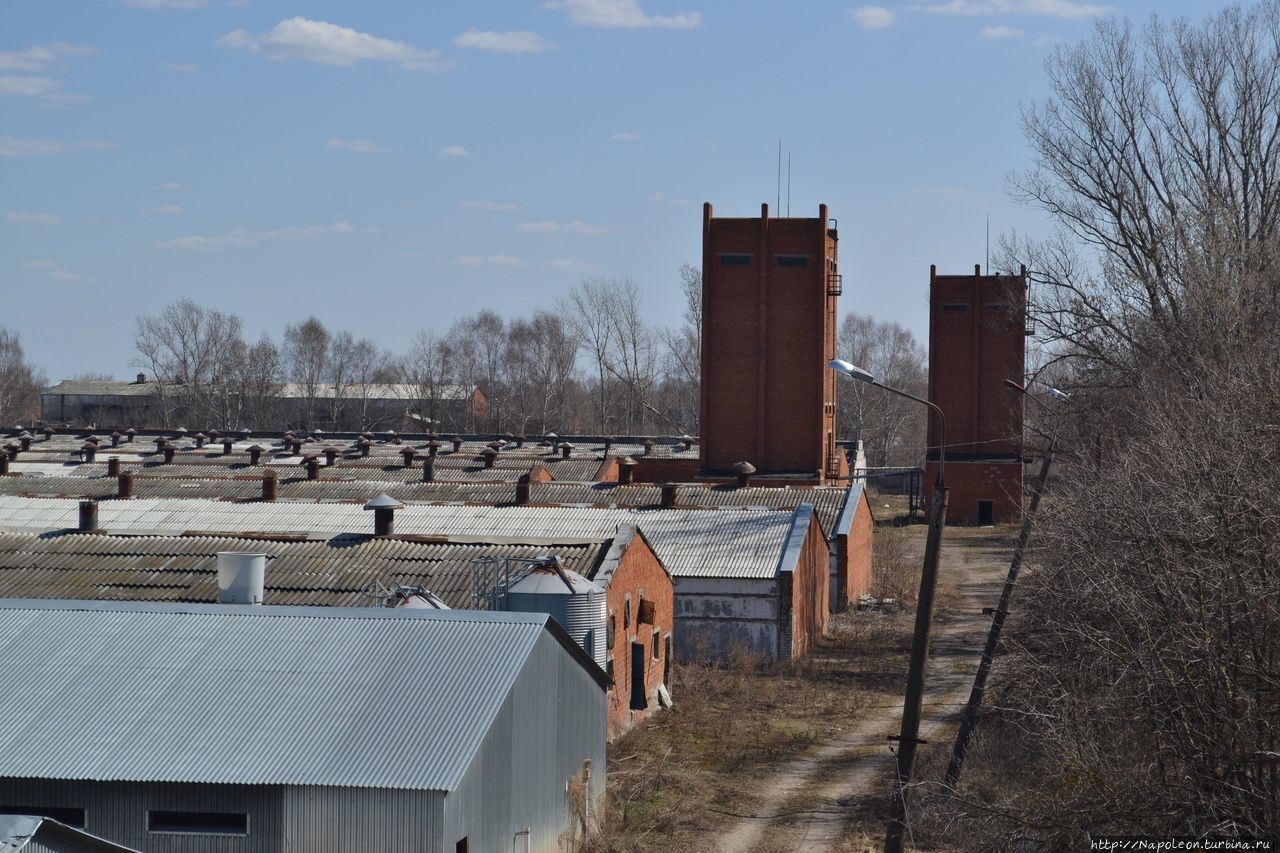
[630, 642, 648, 710]
[148, 811, 248, 835]
[0, 806, 84, 827]
[637, 597, 656, 626]
[624, 595, 632, 629]
[942, 303, 969, 312]
[606, 613, 616, 648]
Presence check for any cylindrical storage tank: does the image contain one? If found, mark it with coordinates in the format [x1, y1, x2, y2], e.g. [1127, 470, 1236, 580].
[506, 565, 607, 668]
[216, 553, 267, 605]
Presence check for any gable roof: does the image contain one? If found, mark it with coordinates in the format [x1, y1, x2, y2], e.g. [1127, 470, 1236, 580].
[0, 600, 604, 793]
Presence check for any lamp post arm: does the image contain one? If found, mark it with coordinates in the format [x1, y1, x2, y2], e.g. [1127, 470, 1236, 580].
[872, 381, 946, 483]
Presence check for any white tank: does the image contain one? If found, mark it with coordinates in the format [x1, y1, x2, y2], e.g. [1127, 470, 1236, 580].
[506, 564, 607, 667]
[216, 553, 267, 605]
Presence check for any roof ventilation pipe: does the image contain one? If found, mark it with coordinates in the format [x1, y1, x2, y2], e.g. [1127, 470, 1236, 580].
[480, 447, 498, 469]
[125, 428, 137, 443]
[117, 471, 134, 499]
[221, 438, 234, 456]
[515, 473, 532, 505]
[162, 445, 176, 464]
[110, 431, 121, 447]
[617, 456, 637, 485]
[261, 469, 278, 501]
[106, 456, 121, 477]
[323, 447, 339, 466]
[0, 451, 8, 476]
[365, 493, 404, 537]
[304, 456, 321, 481]
[734, 461, 757, 489]
[603, 436, 614, 454]
[450, 437, 464, 453]
[194, 432, 206, 448]
[680, 434, 695, 451]
[642, 439, 654, 456]
[216, 553, 267, 605]
[248, 445, 264, 466]
[400, 447, 417, 468]
[421, 456, 435, 482]
[660, 483, 678, 508]
[81, 442, 97, 464]
[560, 442, 574, 459]
[19, 434, 31, 452]
[78, 499, 99, 533]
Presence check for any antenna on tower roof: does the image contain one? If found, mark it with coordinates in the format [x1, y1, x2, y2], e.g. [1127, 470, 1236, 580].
[985, 214, 990, 274]
[776, 140, 781, 213]
[787, 150, 792, 217]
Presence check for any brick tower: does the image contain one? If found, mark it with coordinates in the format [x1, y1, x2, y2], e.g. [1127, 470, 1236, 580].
[925, 264, 1027, 524]
[699, 203, 841, 480]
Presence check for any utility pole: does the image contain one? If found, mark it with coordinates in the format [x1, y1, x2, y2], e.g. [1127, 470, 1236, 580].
[884, 479, 948, 853]
[945, 446, 1053, 785]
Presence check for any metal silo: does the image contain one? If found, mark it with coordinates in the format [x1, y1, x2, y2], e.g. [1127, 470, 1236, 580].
[506, 560, 607, 668]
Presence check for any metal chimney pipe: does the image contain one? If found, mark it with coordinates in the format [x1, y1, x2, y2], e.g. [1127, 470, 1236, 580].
[0, 451, 8, 476]
[78, 500, 99, 532]
[261, 469, 278, 501]
[515, 473, 531, 505]
[304, 457, 321, 481]
[248, 445, 263, 466]
[400, 448, 416, 467]
[426, 440, 441, 457]
[734, 461, 758, 489]
[221, 438, 234, 456]
[324, 447, 338, 466]
[81, 443, 97, 464]
[660, 483, 677, 509]
[514, 434, 525, 449]
[603, 437, 614, 454]
[162, 445, 176, 464]
[110, 431, 121, 447]
[358, 439, 371, 457]
[642, 439, 654, 456]
[43, 427, 54, 441]
[194, 433, 206, 448]
[374, 507, 394, 536]
[560, 443, 574, 459]
[451, 437, 463, 453]
[125, 428, 136, 443]
[617, 457, 637, 485]
[19, 435, 31, 452]
[117, 471, 134, 499]
[481, 448, 497, 469]
[421, 457, 435, 483]
[107, 456, 121, 477]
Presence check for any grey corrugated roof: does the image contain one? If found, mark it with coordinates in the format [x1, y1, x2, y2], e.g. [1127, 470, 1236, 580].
[0, 600, 598, 791]
[0, 497, 806, 579]
[0, 814, 138, 852]
[41, 380, 164, 397]
[0, 532, 607, 609]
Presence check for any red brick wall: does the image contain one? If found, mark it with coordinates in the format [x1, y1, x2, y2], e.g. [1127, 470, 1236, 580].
[928, 266, 1026, 524]
[628, 457, 700, 484]
[925, 460, 1023, 525]
[844, 491, 874, 604]
[600, 533, 674, 740]
[700, 203, 839, 479]
[788, 512, 830, 658]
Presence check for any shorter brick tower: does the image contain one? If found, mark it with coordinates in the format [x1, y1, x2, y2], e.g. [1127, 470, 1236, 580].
[699, 203, 841, 480]
[925, 264, 1027, 524]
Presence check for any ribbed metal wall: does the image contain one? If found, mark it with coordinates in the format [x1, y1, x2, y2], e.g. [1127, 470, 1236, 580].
[281, 787, 440, 853]
[442, 631, 606, 852]
[0, 779, 283, 853]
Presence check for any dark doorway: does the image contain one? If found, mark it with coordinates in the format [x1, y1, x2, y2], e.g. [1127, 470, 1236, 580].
[630, 642, 647, 710]
[977, 500, 994, 526]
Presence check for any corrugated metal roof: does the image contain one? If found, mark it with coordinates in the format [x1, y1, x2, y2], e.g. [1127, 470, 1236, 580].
[0, 497, 805, 578]
[0, 532, 606, 608]
[0, 600, 591, 792]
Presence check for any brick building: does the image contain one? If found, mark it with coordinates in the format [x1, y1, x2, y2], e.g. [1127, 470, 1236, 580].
[925, 265, 1027, 524]
[699, 203, 842, 481]
[588, 527, 674, 739]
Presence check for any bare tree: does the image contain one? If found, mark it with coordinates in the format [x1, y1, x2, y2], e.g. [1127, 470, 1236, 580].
[0, 328, 44, 426]
[344, 337, 392, 431]
[658, 264, 702, 433]
[399, 329, 452, 431]
[283, 317, 329, 429]
[836, 312, 927, 467]
[133, 300, 243, 428]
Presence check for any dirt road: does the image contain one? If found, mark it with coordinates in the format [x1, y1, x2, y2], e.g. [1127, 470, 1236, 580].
[717, 527, 1013, 852]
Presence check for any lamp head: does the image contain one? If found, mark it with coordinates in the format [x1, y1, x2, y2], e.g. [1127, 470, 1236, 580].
[828, 359, 875, 384]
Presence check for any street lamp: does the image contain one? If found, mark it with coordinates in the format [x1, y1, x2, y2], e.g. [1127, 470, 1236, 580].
[829, 358, 948, 853]
[944, 376, 1069, 786]
[829, 359, 946, 483]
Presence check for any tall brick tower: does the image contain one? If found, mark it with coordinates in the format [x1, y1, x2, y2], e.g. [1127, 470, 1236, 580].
[699, 203, 841, 480]
[925, 264, 1027, 524]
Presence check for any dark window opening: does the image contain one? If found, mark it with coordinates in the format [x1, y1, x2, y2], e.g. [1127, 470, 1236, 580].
[624, 595, 631, 630]
[776, 255, 809, 268]
[630, 642, 647, 710]
[456, 838, 469, 853]
[0, 806, 85, 827]
[606, 614, 616, 648]
[148, 811, 248, 835]
[977, 500, 995, 526]
[718, 253, 751, 266]
[942, 303, 969, 312]
[652, 630, 661, 659]
[637, 597, 655, 625]
[605, 657, 614, 681]
[985, 303, 1010, 311]
[664, 636, 672, 683]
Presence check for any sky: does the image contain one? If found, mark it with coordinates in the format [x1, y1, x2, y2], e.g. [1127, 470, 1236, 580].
[2, 0, 1233, 381]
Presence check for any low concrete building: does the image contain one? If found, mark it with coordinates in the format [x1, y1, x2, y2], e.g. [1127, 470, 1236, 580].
[0, 600, 607, 853]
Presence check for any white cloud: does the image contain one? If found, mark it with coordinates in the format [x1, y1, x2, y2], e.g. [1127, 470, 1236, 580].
[462, 200, 519, 212]
[0, 43, 95, 72]
[453, 29, 555, 53]
[125, 0, 208, 8]
[980, 24, 1023, 37]
[164, 61, 199, 73]
[156, 221, 360, 251]
[0, 137, 67, 156]
[454, 255, 525, 267]
[439, 144, 469, 157]
[0, 75, 88, 103]
[22, 259, 93, 284]
[516, 220, 609, 235]
[217, 17, 450, 71]
[158, 181, 182, 191]
[327, 138, 388, 154]
[146, 204, 184, 215]
[851, 6, 895, 28]
[611, 131, 641, 142]
[917, 0, 1107, 17]
[546, 0, 701, 29]
[6, 211, 60, 225]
